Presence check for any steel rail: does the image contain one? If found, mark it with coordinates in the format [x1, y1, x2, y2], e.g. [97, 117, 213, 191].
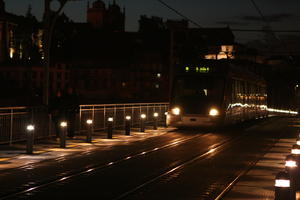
[112, 134, 246, 200]
[214, 130, 282, 200]
[0, 130, 208, 200]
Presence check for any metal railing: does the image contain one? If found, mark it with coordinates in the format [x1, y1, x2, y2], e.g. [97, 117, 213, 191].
[0, 106, 49, 145]
[79, 102, 169, 133]
[0, 103, 169, 144]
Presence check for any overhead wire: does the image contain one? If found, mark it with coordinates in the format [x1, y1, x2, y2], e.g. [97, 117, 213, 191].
[249, 0, 294, 59]
[155, 0, 202, 28]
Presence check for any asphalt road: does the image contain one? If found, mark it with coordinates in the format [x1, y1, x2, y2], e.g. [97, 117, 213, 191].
[0, 117, 295, 200]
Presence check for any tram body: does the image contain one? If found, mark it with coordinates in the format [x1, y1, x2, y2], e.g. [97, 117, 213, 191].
[167, 60, 268, 128]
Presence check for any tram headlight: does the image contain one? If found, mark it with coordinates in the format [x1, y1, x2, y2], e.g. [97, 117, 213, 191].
[171, 107, 181, 115]
[209, 108, 219, 116]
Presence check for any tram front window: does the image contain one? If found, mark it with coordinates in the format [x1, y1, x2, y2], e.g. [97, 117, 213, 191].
[172, 76, 224, 114]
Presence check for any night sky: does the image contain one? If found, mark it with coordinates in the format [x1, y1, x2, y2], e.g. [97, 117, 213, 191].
[5, 0, 300, 43]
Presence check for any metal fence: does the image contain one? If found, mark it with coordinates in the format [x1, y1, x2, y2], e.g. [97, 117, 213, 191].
[79, 102, 169, 134]
[0, 106, 49, 145]
[0, 103, 169, 144]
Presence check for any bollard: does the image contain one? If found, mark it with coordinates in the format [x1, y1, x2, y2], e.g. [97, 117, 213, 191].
[291, 144, 300, 155]
[274, 171, 294, 200]
[285, 154, 299, 197]
[285, 154, 298, 169]
[107, 117, 113, 139]
[60, 121, 67, 148]
[140, 114, 146, 132]
[26, 125, 34, 154]
[125, 116, 131, 135]
[164, 112, 168, 127]
[153, 112, 158, 130]
[86, 119, 93, 143]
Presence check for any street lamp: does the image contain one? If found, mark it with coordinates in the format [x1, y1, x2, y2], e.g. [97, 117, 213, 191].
[43, 0, 81, 105]
[107, 117, 113, 139]
[153, 112, 158, 130]
[140, 114, 146, 132]
[86, 119, 93, 143]
[125, 116, 131, 135]
[59, 121, 67, 148]
[26, 124, 35, 154]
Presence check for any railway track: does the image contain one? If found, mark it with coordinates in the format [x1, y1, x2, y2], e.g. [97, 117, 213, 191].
[0, 130, 212, 200]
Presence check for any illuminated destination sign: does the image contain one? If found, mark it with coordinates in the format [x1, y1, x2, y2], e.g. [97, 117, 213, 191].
[184, 66, 210, 73]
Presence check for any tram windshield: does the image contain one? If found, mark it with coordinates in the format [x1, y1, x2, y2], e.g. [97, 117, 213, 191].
[171, 75, 224, 114]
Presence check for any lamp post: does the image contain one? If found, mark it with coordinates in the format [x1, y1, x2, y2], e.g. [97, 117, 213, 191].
[26, 124, 35, 154]
[43, 0, 70, 106]
[140, 114, 146, 132]
[125, 116, 131, 135]
[153, 112, 158, 130]
[86, 119, 93, 143]
[107, 117, 113, 139]
[60, 121, 67, 148]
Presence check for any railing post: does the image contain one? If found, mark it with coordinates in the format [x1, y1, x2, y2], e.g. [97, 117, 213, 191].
[103, 106, 106, 130]
[9, 109, 13, 145]
[79, 105, 82, 135]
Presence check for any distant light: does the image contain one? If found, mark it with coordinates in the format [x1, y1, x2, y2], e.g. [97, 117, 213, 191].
[185, 66, 189, 72]
[9, 48, 14, 59]
[153, 112, 159, 117]
[126, 116, 131, 120]
[157, 73, 161, 78]
[141, 114, 146, 119]
[60, 121, 67, 127]
[60, 122, 68, 127]
[155, 84, 159, 88]
[108, 117, 114, 122]
[171, 107, 180, 115]
[86, 119, 93, 124]
[297, 140, 300, 145]
[209, 108, 219, 116]
[26, 125, 35, 131]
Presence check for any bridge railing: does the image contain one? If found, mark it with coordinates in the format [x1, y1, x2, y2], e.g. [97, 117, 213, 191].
[0, 106, 49, 145]
[0, 103, 169, 144]
[79, 102, 169, 134]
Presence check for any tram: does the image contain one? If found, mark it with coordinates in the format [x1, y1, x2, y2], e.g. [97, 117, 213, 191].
[166, 59, 268, 127]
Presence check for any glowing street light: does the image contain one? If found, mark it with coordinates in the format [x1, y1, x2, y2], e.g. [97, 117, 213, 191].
[107, 117, 113, 139]
[86, 119, 93, 143]
[26, 124, 35, 154]
[125, 116, 131, 135]
[140, 114, 146, 132]
[59, 121, 67, 148]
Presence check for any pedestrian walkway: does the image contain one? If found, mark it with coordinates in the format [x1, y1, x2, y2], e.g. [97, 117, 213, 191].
[0, 127, 174, 171]
[224, 118, 300, 199]
[224, 138, 294, 199]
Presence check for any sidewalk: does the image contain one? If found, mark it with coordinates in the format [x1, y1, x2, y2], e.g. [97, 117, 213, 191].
[224, 118, 300, 199]
[0, 127, 174, 171]
[224, 138, 294, 200]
